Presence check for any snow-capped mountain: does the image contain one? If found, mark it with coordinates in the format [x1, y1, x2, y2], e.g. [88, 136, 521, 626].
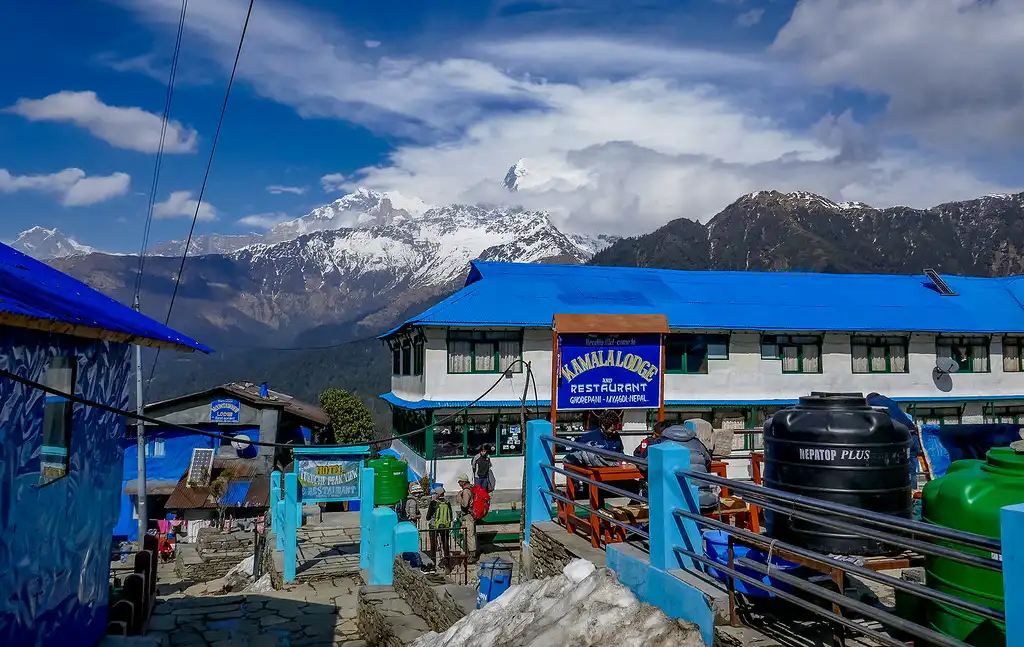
[264, 188, 427, 243]
[9, 227, 96, 260]
[148, 233, 264, 257]
[503, 159, 528, 192]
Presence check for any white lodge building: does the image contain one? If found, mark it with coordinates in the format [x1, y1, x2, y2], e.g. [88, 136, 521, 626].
[379, 261, 1024, 488]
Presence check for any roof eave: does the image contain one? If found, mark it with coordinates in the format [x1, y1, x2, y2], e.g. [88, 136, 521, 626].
[0, 311, 211, 353]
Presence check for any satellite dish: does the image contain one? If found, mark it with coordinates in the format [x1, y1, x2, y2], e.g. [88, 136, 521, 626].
[231, 434, 251, 452]
[935, 357, 960, 374]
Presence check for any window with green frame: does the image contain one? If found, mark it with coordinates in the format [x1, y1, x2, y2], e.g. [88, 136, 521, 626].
[664, 334, 728, 374]
[851, 336, 908, 373]
[761, 335, 822, 373]
[1003, 337, 1024, 372]
[984, 405, 1024, 424]
[392, 409, 428, 455]
[937, 336, 990, 373]
[427, 412, 525, 458]
[390, 339, 424, 376]
[447, 330, 523, 374]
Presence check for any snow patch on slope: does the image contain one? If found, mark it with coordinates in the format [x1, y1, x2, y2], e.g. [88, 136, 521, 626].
[412, 559, 703, 647]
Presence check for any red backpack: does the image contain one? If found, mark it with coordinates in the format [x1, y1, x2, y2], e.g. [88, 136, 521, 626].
[470, 484, 491, 520]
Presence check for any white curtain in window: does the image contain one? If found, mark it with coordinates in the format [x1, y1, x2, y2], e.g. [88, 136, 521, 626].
[498, 340, 520, 371]
[851, 344, 869, 373]
[1005, 344, 1020, 372]
[972, 345, 988, 372]
[474, 342, 496, 372]
[802, 344, 820, 372]
[889, 344, 907, 373]
[781, 346, 800, 372]
[448, 341, 472, 373]
[869, 346, 887, 372]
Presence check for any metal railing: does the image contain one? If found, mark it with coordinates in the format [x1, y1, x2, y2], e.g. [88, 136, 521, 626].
[537, 434, 652, 546]
[676, 467, 1003, 647]
[522, 422, 1009, 647]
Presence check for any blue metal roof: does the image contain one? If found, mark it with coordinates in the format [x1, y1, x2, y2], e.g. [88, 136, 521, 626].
[0, 242, 211, 352]
[383, 261, 1024, 335]
[381, 393, 549, 410]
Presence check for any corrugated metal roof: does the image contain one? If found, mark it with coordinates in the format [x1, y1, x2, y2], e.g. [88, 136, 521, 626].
[381, 393, 548, 410]
[165, 458, 270, 509]
[0, 242, 211, 352]
[123, 479, 178, 495]
[145, 382, 328, 426]
[384, 261, 1024, 335]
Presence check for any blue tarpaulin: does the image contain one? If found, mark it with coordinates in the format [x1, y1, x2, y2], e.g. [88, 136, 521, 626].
[222, 481, 251, 506]
[920, 423, 1022, 479]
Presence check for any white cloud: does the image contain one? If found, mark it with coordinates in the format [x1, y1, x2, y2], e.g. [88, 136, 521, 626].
[772, 0, 1024, 148]
[736, 8, 764, 27]
[364, 40, 381, 48]
[238, 212, 291, 229]
[117, 0, 1017, 235]
[7, 91, 198, 153]
[0, 168, 131, 206]
[320, 173, 347, 192]
[266, 184, 307, 195]
[153, 190, 218, 221]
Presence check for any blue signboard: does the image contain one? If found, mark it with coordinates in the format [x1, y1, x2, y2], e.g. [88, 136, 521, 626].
[210, 398, 241, 423]
[556, 333, 662, 410]
[295, 455, 363, 502]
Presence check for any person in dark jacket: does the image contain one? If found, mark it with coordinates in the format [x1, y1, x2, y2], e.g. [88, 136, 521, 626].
[638, 420, 719, 512]
[471, 445, 493, 491]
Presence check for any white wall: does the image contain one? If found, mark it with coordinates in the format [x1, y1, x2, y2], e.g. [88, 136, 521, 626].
[392, 327, 1024, 404]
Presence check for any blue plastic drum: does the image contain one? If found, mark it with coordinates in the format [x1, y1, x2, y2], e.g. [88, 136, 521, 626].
[476, 558, 514, 608]
[702, 530, 802, 597]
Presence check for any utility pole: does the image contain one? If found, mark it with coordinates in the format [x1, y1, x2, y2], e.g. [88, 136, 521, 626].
[134, 296, 148, 545]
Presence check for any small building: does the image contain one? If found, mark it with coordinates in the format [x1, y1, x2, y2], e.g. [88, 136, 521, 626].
[0, 243, 209, 646]
[163, 457, 271, 541]
[113, 382, 328, 542]
[380, 261, 1024, 488]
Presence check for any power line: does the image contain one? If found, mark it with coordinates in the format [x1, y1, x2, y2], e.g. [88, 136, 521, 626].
[0, 359, 541, 451]
[150, 0, 256, 385]
[134, 0, 189, 300]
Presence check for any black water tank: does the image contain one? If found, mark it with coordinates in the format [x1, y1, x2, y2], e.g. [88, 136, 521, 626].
[763, 392, 912, 556]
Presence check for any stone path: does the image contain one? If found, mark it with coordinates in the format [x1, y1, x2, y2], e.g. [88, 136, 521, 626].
[295, 525, 361, 583]
[149, 577, 367, 647]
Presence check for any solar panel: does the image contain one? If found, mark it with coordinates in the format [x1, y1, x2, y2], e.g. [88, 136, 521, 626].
[186, 448, 215, 487]
[924, 268, 957, 296]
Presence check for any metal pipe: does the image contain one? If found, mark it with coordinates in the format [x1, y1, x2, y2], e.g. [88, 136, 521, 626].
[543, 489, 650, 539]
[133, 296, 148, 546]
[748, 496, 1002, 572]
[678, 468, 1000, 553]
[735, 555, 973, 647]
[540, 434, 648, 468]
[669, 546, 913, 647]
[672, 507, 1004, 623]
[543, 464, 650, 505]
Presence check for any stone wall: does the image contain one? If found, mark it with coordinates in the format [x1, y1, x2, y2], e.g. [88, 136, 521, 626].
[174, 528, 255, 583]
[358, 585, 430, 647]
[392, 558, 466, 633]
[529, 521, 607, 579]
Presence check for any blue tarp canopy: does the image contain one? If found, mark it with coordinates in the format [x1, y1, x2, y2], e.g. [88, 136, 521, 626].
[920, 423, 1022, 479]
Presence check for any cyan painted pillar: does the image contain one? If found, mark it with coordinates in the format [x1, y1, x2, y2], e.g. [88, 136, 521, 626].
[647, 443, 703, 571]
[524, 419, 554, 544]
[283, 472, 298, 583]
[368, 507, 397, 585]
[1001, 503, 1024, 645]
[271, 471, 283, 551]
[359, 467, 375, 570]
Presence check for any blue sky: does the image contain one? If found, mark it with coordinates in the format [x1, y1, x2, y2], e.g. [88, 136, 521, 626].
[2, 0, 1022, 251]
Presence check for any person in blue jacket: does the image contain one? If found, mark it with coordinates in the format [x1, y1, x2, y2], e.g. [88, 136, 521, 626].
[637, 419, 719, 512]
[563, 410, 625, 498]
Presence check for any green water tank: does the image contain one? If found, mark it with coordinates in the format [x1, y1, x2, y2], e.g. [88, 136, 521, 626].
[366, 455, 408, 506]
[920, 447, 1024, 646]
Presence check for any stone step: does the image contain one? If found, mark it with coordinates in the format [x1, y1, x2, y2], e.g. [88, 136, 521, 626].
[358, 585, 432, 647]
[296, 554, 362, 583]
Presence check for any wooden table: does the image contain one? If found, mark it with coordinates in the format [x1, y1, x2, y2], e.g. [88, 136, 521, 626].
[557, 463, 643, 548]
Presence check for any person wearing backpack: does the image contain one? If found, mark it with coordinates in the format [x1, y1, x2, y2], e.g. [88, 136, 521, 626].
[471, 445, 494, 492]
[426, 487, 453, 571]
[396, 483, 422, 567]
[456, 474, 482, 563]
